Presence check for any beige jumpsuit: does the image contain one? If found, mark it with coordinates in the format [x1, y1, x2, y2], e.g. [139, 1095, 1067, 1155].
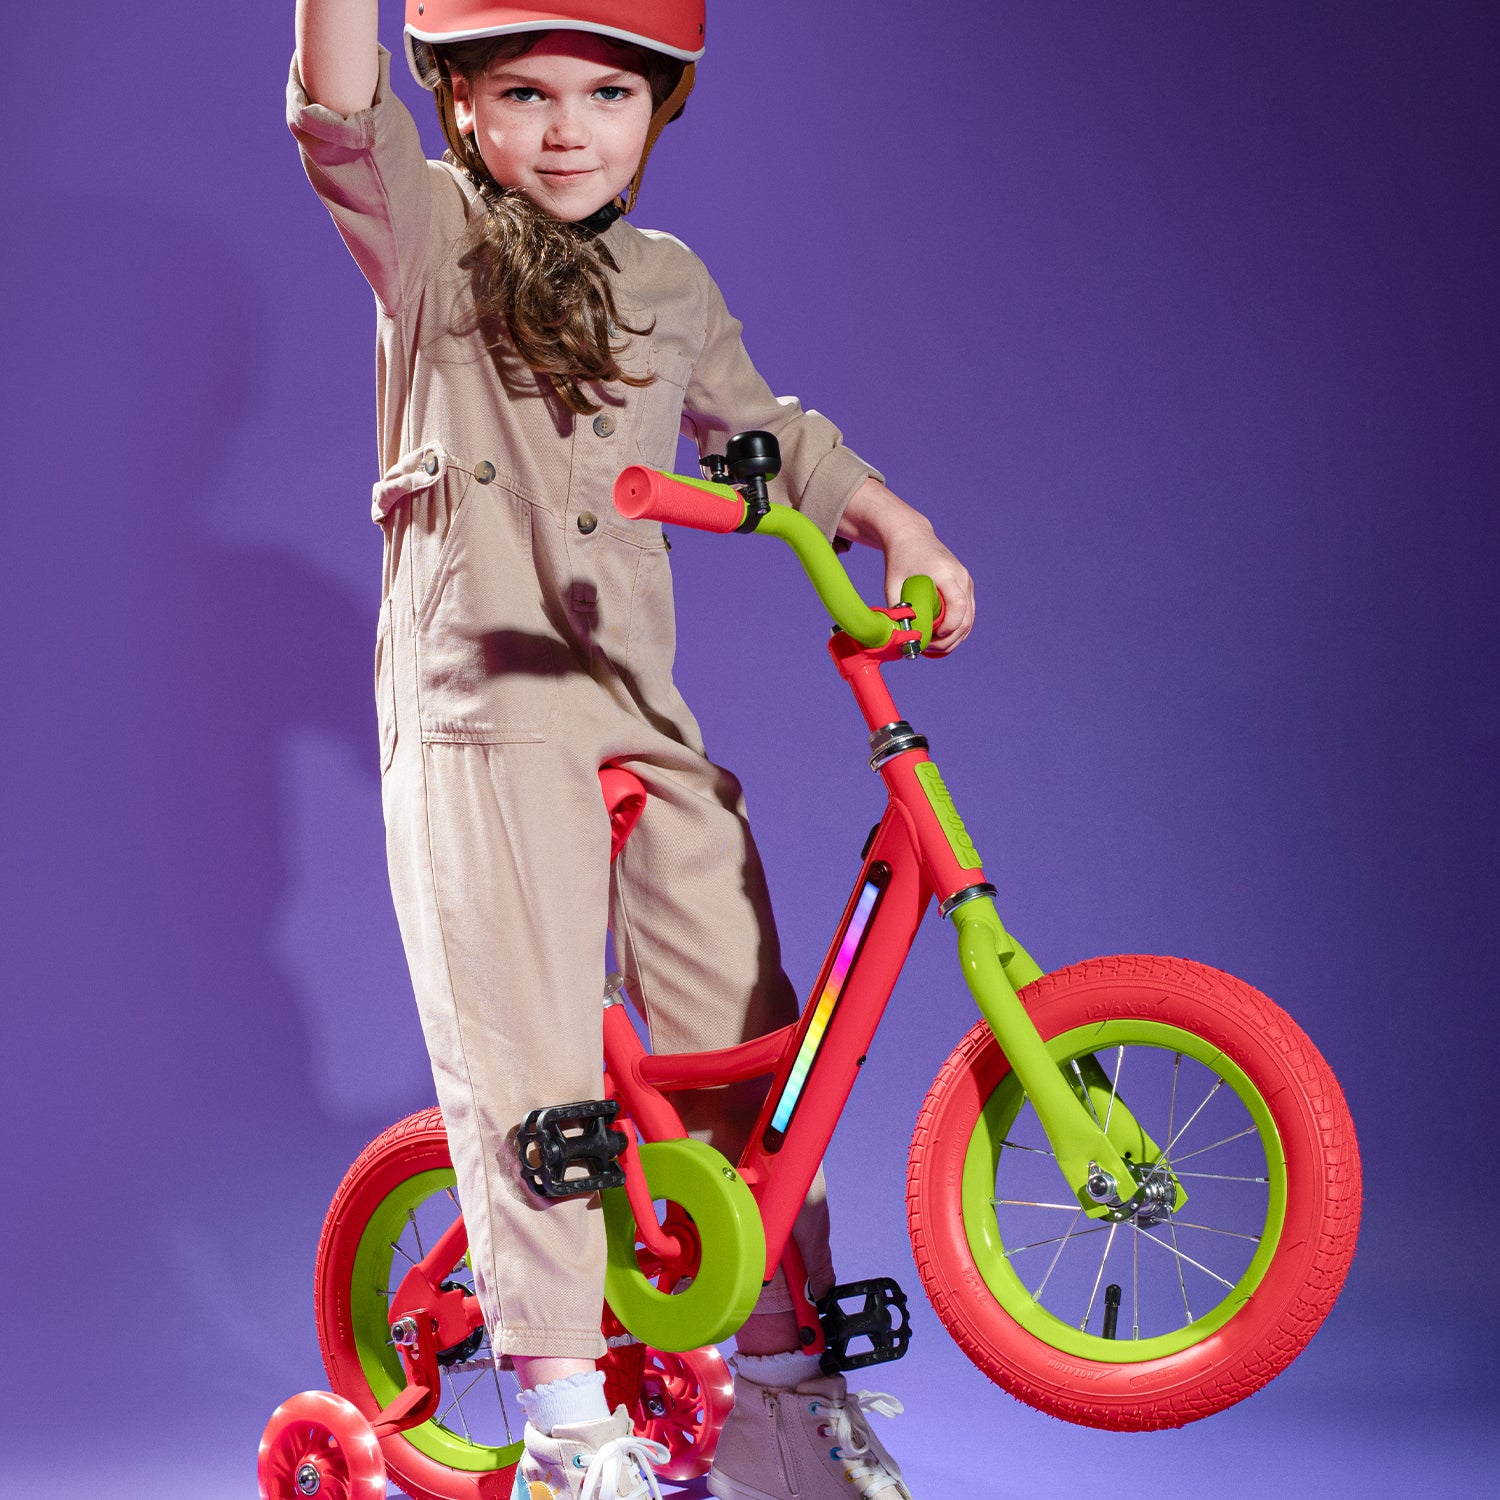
[289, 49, 881, 1357]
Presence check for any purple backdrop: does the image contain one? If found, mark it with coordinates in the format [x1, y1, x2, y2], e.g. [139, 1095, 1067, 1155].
[3, 2, 1495, 1494]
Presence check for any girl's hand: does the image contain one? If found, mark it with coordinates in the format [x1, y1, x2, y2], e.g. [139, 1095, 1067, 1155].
[836, 478, 976, 655]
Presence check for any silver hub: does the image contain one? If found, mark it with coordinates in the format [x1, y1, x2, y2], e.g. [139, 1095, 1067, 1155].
[295, 1461, 322, 1495]
[1130, 1165, 1177, 1225]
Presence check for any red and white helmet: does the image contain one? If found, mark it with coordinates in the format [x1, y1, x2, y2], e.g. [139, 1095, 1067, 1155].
[405, 1, 705, 88]
[404, 2, 705, 208]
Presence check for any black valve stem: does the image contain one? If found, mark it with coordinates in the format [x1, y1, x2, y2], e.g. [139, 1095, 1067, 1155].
[1102, 1283, 1122, 1340]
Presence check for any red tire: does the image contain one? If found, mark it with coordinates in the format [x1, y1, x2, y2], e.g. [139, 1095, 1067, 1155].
[906, 955, 1360, 1430]
[315, 1108, 518, 1500]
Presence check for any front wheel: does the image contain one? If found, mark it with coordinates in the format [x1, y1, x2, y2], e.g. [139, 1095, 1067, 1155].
[907, 955, 1360, 1430]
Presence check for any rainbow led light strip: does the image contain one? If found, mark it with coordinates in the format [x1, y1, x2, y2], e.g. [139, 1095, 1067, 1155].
[766, 874, 884, 1143]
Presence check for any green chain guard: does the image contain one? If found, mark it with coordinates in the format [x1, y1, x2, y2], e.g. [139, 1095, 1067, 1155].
[602, 1138, 767, 1351]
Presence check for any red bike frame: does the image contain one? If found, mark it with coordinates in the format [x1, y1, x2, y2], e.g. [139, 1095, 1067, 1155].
[602, 608, 1022, 1353]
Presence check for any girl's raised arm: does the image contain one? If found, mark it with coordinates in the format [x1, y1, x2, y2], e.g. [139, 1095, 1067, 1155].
[295, 0, 379, 117]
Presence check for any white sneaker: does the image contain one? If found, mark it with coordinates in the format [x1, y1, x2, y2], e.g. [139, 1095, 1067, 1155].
[512, 1409, 669, 1500]
[707, 1368, 912, 1500]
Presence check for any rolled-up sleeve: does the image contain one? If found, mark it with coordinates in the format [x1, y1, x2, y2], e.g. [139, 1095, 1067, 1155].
[682, 266, 883, 540]
[288, 45, 457, 317]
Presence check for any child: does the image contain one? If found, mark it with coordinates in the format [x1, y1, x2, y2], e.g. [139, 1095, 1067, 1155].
[289, 3, 974, 1496]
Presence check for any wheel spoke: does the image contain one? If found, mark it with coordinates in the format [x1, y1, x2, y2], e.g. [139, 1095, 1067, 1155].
[439, 1373, 477, 1440]
[1158, 1078, 1226, 1163]
[998, 1137, 1057, 1158]
[1170, 1220, 1261, 1243]
[1140, 1224, 1237, 1291]
[1080, 1220, 1120, 1331]
[1103, 1045, 1125, 1131]
[1069, 1060, 1106, 1130]
[1031, 1209, 1084, 1296]
[992, 1198, 1086, 1210]
[1001, 1224, 1111, 1259]
[490, 1351, 515, 1446]
[1174, 1169, 1269, 1183]
[1171, 1126, 1257, 1164]
[1168, 1218, 1194, 1320]
[1131, 1224, 1140, 1339]
[408, 1208, 427, 1262]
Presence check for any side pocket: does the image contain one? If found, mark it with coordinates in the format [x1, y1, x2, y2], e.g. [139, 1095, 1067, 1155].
[412, 465, 476, 631]
[374, 597, 397, 774]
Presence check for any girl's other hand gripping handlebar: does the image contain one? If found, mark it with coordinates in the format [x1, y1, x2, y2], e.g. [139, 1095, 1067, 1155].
[837, 477, 976, 655]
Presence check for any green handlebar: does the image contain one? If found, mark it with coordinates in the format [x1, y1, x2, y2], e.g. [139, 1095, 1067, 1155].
[899, 574, 940, 650]
[755, 506, 896, 647]
[650, 471, 937, 652]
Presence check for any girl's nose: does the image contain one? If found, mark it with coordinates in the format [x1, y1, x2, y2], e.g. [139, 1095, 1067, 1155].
[544, 105, 588, 148]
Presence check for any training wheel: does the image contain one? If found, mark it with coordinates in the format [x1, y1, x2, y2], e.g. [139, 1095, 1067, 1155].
[258, 1389, 387, 1500]
[633, 1345, 735, 1480]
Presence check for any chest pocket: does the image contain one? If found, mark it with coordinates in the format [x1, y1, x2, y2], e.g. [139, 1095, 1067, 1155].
[630, 348, 694, 472]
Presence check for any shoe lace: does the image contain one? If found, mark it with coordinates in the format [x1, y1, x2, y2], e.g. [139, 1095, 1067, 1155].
[818, 1389, 905, 1491]
[578, 1434, 670, 1500]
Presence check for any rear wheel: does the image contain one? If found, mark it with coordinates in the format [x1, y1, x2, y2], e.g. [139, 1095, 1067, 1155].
[315, 1109, 520, 1500]
[314, 1110, 737, 1497]
[907, 955, 1360, 1429]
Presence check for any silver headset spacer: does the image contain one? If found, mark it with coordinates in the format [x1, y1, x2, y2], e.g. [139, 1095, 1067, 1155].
[602, 973, 628, 1008]
[868, 720, 928, 771]
[939, 883, 998, 920]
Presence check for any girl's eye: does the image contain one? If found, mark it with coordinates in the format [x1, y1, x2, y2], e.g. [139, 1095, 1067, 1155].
[502, 87, 544, 103]
[595, 86, 633, 102]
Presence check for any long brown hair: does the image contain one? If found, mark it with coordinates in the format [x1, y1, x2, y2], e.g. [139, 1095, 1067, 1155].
[437, 33, 683, 416]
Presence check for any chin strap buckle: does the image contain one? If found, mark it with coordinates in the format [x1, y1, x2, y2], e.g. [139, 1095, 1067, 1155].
[516, 1099, 627, 1198]
[816, 1276, 912, 1374]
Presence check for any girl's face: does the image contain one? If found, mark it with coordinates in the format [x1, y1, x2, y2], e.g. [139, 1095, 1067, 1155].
[451, 33, 655, 221]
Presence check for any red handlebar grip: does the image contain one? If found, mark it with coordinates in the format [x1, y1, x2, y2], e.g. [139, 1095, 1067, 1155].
[613, 467, 746, 534]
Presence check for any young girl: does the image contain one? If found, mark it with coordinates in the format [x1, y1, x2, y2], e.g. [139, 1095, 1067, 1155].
[289, 3, 974, 1496]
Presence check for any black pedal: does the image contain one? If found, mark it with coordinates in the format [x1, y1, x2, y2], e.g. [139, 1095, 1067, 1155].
[816, 1277, 912, 1374]
[516, 1099, 627, 1199]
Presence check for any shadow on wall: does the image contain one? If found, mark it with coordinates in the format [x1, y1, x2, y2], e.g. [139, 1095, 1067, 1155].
[0, 195, 431, 1448]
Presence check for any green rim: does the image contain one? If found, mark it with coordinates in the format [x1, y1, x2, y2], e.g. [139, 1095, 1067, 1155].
[961, 1020, 1288, 1362]
[602, 1139, 766, 1352]
[349, 1167, 522, 1472]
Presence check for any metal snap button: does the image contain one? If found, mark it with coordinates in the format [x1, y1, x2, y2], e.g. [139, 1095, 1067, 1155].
[473, 459, 495, 483]
[592, 412, 617, 437]
[577, 511, 598, 534]
[422, 451, 439, 476]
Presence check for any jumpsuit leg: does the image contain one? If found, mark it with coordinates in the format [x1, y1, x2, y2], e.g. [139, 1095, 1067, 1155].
[609, 751, 836, 1305]
[384, 730, 616, 1359]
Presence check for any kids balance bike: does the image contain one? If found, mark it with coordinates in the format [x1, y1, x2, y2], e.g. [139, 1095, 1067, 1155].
[258, 434, 1360, 1500]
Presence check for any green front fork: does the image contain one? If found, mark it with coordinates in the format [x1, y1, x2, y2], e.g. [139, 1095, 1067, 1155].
[951, 900, 1181, 1216]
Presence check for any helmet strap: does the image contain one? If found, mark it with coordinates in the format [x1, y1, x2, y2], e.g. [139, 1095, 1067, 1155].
[624, 62, 696, 214]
